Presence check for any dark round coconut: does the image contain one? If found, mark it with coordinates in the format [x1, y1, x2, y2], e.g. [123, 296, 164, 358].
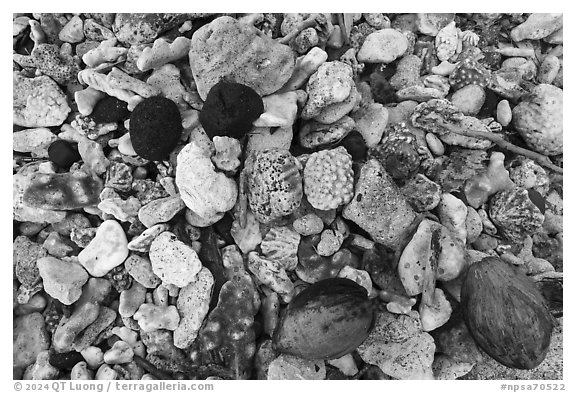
[199, 81, 264, 139]
[129, 96, 183, 161]
[90, 95, 130, 124]
[48, 139, 81, 169]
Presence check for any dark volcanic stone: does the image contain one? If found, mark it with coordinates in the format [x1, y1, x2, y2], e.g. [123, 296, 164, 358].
[48, 351, 84, 370]
[91, 96, 130, 124]
[199, 81, 264, 140]
[129, 96, 183, 161]
[48, 140, 81, 169]
[337, 131, 367, 161]
[369, 71, 397, 105]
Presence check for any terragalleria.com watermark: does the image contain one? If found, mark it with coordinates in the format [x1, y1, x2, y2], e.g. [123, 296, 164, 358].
[14, 381, 215, 392]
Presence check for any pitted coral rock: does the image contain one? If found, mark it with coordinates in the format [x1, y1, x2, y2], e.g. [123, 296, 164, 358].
[246, 149, 303, 224]
[13, 72, 71, 128]
[304, 147, 354, 211]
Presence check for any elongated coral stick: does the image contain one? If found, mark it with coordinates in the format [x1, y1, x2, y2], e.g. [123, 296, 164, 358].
[442, 124, 563, 174]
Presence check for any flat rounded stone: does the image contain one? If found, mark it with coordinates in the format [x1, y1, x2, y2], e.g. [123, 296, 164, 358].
[357, 29, 409, 64]
[78, 220, 129, 277]
[149, 231, 202, 287]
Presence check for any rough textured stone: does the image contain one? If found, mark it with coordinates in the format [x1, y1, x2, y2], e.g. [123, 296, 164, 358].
[174, 267, 214, 349]
[37, 257, 88, 305]
[149, 232, 202, 287]
[357, 311, 435, 379]
[113, 13, 189, 45]
[13, 72, 71, 127]
[129, 96, 183, 161]
[13, 128, 57, 158]
[267, 354, 326, 380]
[176, 142, 237, 225]
[190, 16, 295, 100]
[342, 160, 416, 250]
[199, 81, 264, 140]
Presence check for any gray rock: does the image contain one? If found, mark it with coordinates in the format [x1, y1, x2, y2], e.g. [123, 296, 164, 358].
[357, 311, 435, 379]
[292, 213, 324, 236]
[357, 29, 409, 64]
[14, 235, 46, 288]
[267, 354, 326, 380]
[451, 85, 486, 116]
[124, 254, 161, 288]
[400, 174, 442, 212]
[343, 160, 416, 250]
[37, 257, 88, 305]
[189, 16, 295, 100]
[113, 13, 189, 45]
[71, 306, 117, 352]
[13, 72, 71, 127]
[302, 61, 354, 119]
[13, 313, 50, 369]
[22, 350, 59, 380]
[174, 267, 214, 349]
[119, 281, 147, 318]
[13, 128, 57, 157]
[149, 232, 202, 287]
[138, 195, 186, 228]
